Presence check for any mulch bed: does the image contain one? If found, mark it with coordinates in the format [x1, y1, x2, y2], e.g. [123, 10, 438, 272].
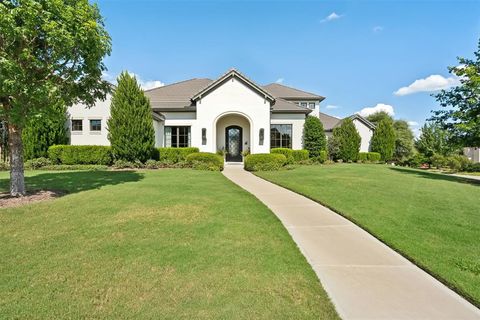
[0, 190, 66, 209]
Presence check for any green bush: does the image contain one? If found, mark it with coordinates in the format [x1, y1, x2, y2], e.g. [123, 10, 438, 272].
[431, 154, 447, 169]
[156, 147, 199, 163]
[113, 159, 135, 169]
[292, 149, 309, 162]
[358, 152, 368, 162]
[24, 157, 53, 170]
[445, 155, 471, 172]
[0, 162, 9, 171]
[333, 118, 361, 162]
[48, 145, 112, 165]
[186, 152, 224, 171]
[404, 153, 428, 168]
[303, 116, 327, 157]
[315, 150, 328, 163]
[38, 164, 108, 171]
[244, 153, 287, 171]
[145, 159, 159, 169]
[464, 162, 480, 172]
[370, 118, 396, 161]
[367, 152, 381, 162]
[271, 148, 294, 164]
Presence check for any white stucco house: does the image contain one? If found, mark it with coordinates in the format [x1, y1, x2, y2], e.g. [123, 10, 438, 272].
[67, 68, 375, 162]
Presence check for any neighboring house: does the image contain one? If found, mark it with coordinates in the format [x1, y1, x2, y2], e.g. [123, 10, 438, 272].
[463, 147, 480, 163]
[67, 68, 375, 161]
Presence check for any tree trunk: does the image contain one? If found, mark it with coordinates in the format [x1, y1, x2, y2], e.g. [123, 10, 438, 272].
[8, 123, 26, 197]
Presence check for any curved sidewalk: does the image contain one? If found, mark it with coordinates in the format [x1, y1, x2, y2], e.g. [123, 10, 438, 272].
[223, 164, 480, 320]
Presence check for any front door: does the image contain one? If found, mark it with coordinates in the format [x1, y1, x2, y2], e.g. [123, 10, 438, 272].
[225, 126, 243, 162]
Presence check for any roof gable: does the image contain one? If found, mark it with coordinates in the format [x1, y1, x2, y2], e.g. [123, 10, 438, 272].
[192, 69, 275, 102]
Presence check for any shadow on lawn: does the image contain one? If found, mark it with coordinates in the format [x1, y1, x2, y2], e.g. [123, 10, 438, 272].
[0, 170, 144, 195]
[389, 167, 480, 186]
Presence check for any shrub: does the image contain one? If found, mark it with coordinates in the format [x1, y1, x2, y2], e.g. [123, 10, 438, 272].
[157, 147, 199, 163]
[108, 72, 155, 162]
[404, 153, 428, 168]
[39, 164, 108, 171]
[303, 116, 327, 157]
[186, 152, 224, 171]
[431, 154, 447, 169]
[464, 162, 480, 172]
[145, 159, 159, 169]
[370, 118, 396, 161]
[315, 150, 328, 163]
[367, 152, 381, 162]
[113, 159, 135, 169]
[0, 161, 9, 171]
[292, 149, 309, 162]
[358, 152, 368, 162]
[244, 153, 287, 171]
[333, 118, 361, 162]
[48, 145, 112, 165]
[24, 157, 53, 170]
[271, 148, 294, 164]
[445, 155, 471, 172]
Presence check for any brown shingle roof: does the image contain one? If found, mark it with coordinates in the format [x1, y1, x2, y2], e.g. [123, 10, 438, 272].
[263, 83, 325, 101]
[272, 98, 312, 114]
[144, 78, 212, 109]
[319, 112, 342, 131]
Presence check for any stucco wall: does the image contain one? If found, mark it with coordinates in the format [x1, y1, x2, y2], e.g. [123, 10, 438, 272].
[215, 114, 251, 152]
[271, 113, 306, 150]
[353, 119, 374, 152]
[196, 77, 271, 154]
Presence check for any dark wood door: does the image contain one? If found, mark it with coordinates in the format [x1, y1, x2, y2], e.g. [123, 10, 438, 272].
[225, 126, 243, 162]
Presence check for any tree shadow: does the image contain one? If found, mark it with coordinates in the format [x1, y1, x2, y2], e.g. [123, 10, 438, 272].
[0, 170, 144, 195]
[389, 167, 480, 186]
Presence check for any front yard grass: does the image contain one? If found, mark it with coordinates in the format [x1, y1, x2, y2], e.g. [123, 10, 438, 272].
[256, 164, 480, 306]
[0, 169, 338, 319]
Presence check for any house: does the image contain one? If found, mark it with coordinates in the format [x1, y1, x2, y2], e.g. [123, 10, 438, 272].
[67, 68, 375, 161]
[463, 147, 480, 163]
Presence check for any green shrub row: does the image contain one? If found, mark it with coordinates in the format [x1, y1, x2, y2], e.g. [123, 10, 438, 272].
[271, 148, 309, 164]
[244, 153, 287, 171]
[431, 154, 471, 171]
[48, 145, 112, 165]
[153, 147, 199, 163]
[358, 152, 381, 163]
[186, 152, 224, 171]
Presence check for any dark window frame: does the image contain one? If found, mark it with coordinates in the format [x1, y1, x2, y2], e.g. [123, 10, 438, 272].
[89, 119, 102, 132]
[165, 126, 191, 147]
[71, 119, 83, 132]
[270, 124, 292, 149]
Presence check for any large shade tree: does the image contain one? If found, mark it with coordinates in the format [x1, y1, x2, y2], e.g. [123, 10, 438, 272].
[0, 0, 111, 196]
[431, 39, 480, 147]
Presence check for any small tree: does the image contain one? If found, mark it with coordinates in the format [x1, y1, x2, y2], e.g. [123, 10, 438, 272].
[303, 116, 327, 157]
[415, 122, 457, 158]
[108, 72, 155, 162]
[333, 118, 361, 162]
[0, 0, 111, 196]
[392, 120, 414, 162]
[371, 119, 396, 161]
[22, 104, 69, 159]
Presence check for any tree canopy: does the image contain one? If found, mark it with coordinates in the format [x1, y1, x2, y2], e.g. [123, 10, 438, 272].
[366, 111, 393, 125]
[0, 0, 111, 195]
[303, 116, 327, 158]
[415, 122, 457, 158]
[431, 39, 480, 147]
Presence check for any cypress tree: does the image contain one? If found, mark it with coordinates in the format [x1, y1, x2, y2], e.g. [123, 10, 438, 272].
[22, 104, 69, 159]
[370, 118, 396, 161]
[303, 116, 327, 157]
[333, 118, 361, 162]
[108, 72, 155, 162]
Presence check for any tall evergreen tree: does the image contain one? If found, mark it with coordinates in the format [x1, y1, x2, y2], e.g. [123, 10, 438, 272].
[393, 120, 415, 162]
[370, 118, 396, 161]
[333, 118, 361, 161]
[108, 72, 155, 162]
[22, 104, 69, 159]
[303, 116, 327, 157]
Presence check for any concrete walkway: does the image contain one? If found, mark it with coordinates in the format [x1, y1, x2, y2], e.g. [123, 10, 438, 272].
[223, 164, 480, 320]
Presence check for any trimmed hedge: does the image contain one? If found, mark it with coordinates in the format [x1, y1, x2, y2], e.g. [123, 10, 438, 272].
[358, 152, 368, 162]
[155, 147, 199, 163]
[186, 152, 224, 171]
[293, 149, 309, 162]
[244, 153, 287, 171]
[367, 152, 381, 162]
[317, 150, 328, 163]
[48, 145, 112, 165]
[271, 148, 294, 164]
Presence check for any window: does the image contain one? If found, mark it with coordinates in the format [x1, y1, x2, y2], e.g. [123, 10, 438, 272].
[300, 102, 307, 108]
[165, 126, 191, 147]
[309, 102, 315, 109]
[90, 119, 101, 132]
[71, 119, 83, 132]
[270, 124, 292, 148]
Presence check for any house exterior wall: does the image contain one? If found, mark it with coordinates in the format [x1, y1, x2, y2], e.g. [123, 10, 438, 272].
[463, 147, 480, 163]
[353, 119, 374, 152]
[215, 114, 250, 152]
[271, 113, 306, 150]
[196, 77, 271, 154]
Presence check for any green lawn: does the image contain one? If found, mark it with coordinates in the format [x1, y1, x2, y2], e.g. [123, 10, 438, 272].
[257, 164, 480, 307]
[0, 169, 338, 319]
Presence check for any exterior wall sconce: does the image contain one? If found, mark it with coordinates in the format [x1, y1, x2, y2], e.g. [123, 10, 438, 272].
[259, 128, 264, 145]
[202, 128, 207, 145]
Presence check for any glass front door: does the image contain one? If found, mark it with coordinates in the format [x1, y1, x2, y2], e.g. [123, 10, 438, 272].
[225, 126, 243, 162]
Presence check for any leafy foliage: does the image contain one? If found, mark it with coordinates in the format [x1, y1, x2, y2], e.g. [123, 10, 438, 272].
[244, 153, 287, 171]
[415, 122, 457, 158]
[155, 147, 199, 163]
[332, 118, 361, 162]
[431, 39, 480, 146]
[271, 148, 294, 164]
[48, 145, 112, 165]
[186, 152, 224, 171]
[303, 116, 327, 157]
[22, 104, 68, 160]
[292, 150, 310, 162]
[392, 120, 414, 162]
[108, 72, 155, 162]
[370, 119, 396, 161]
[366, 111, 393, 125]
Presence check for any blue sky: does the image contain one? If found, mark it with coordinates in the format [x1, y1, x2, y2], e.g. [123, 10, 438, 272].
[97, 0, 480, 133]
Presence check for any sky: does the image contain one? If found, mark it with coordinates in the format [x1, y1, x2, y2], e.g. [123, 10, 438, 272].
[96, 0, 480, 135]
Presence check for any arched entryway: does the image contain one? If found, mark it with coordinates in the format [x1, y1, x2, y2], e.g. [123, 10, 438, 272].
[214, 113, 251, 162]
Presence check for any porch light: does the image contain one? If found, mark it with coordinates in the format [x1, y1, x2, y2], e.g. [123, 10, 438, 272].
[259, 128, 264, 145]
[202, 128, 207, 145]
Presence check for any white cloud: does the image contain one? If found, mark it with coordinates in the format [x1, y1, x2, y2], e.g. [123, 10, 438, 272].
[373, 26, 383, 32]
[325, 105, 340, 109]
[357, 103, 395, 117]
[321, 12, 342, 22]
[394, 74, 459, 96]
[407, 121, 419, 126]
[102, 71, 164, 90]
[275, 78, 284, 84]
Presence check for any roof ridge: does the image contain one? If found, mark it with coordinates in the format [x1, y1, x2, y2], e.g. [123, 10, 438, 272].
[143, 78, 212, 93]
